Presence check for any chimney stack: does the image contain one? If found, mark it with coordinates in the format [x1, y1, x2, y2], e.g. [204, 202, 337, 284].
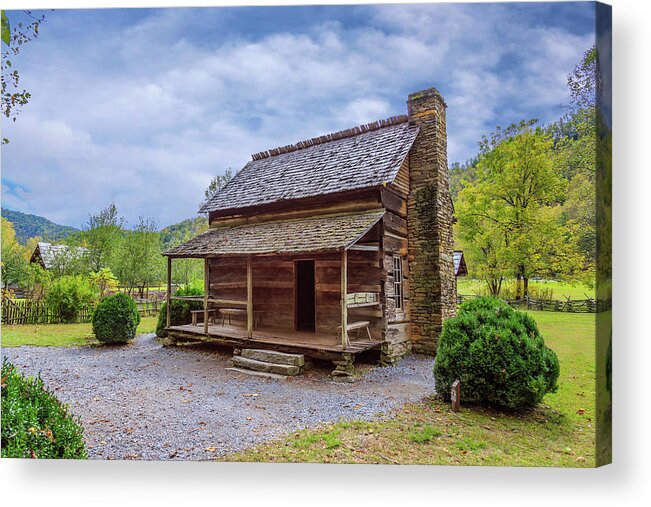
[406, 87, 456, 355]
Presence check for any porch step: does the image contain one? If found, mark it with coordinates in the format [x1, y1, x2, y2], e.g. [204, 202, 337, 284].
[240, 348, 306, 367]
[225, 367, 289, 381]
[232, 355, 302, 376]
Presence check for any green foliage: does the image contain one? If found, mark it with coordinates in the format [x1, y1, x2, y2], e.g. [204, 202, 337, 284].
[1, 217, 29, 287]
[434, 297, 560, 410]
[160, 216, 208, 250]
[456, 120, 585, 297]
[1, 208, 79, 244]
[1, 11, 10, 45]
[80, 203, 124, 272]
[160, 217, 208, 287]
[1, 10, 45, 144]
[88, 268, 119, 297]
[112, 217, 163, 292]
[204, 168, 234, 201]
[155, 284, 204, 338]
[23, 263, 52, 299]
[92, 293, 141, 344]
[1, 359, 87, 459]
[567, 44, 597, 110]
[43, 275, 98, 323]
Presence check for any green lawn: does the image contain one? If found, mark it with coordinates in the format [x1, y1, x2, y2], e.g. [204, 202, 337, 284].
[458, 278, 596, 300]
[225, 311, 598, 467]
[1, 316, 158, 347]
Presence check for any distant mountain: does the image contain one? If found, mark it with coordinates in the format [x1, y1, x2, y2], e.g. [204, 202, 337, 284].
[1, 208, 80, 244]
[160, 215, 208, 249]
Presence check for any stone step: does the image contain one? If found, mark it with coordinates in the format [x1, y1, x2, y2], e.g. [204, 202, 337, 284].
[241, 348, 305, 367]
[225, 367, 288, 381]
[232, 355, 301, 376]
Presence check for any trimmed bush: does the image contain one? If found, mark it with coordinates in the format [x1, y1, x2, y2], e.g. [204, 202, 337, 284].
[92, 293, 141, 344]
[1, 359, 87, 459]
[434, 297, 560, 410]
[44, 275, 98, 323]
[155, 285, 204, 338]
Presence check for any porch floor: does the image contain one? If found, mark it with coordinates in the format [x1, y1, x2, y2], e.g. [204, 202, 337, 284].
[166, 323, 382, 358]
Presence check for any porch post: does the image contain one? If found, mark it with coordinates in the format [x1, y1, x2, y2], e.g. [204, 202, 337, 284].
[341, 249, 348, 349]
[166, 256, 172, 328]
[203, 257, 209, 334]
[246, 255, 253, 338]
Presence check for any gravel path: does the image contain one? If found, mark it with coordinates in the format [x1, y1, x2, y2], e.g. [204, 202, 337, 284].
[2, 334, 436, 461]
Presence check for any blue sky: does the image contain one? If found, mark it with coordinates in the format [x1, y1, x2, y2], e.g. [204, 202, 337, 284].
[1, 2, 596, 229]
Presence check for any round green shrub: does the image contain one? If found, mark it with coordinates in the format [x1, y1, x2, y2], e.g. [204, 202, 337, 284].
[1, 359, 87, 459]
[155, 285, 203, 338]
[433, 297, 560, 410]
[92, 293, 141, 344]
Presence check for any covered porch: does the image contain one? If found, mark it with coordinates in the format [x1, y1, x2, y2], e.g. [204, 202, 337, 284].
[166, 322, 381, 360]
[162, 209, 387, 364]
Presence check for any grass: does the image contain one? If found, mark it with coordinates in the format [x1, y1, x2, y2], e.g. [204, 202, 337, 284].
[224, 310, 598, 467]
[457, 278, 595, 300]
[1, 316, 158, 347]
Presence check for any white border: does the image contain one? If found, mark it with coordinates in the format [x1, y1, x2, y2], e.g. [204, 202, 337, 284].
[2, 0, 650, 505]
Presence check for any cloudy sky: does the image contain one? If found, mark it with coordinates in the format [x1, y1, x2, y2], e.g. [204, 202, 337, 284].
[1, 2, 595, 229]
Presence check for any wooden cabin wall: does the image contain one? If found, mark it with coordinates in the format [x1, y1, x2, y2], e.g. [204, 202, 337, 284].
[347, 249, 385, 341]
[208, 257, 247, 305]
[252, 256, 295, 331]
[208, 256, 294, 331]
[209, 250, 385, 338]
[314, 250, 384, 339]
[209, 191, 382, 228]
[387, 157, 410, 199]
[381, 183, 412, 359]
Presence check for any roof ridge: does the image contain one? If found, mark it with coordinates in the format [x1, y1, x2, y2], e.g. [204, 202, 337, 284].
[251, 115, 409, 161]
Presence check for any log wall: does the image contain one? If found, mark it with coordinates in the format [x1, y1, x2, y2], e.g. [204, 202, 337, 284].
[381, 202, 412, 363]
[208, 246, 385, 338]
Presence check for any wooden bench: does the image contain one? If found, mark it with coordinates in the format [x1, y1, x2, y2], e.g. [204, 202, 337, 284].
[190, 309, 218, 326]
[219, 308, 262, 328]
[338, 320, 373, 342]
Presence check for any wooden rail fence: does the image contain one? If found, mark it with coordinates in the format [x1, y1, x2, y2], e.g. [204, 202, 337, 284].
[1, 299, 162, 325]
[456, 294, 612, 313]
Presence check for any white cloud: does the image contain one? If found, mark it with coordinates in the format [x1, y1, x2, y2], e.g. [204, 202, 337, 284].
[1, 4, 595, 227]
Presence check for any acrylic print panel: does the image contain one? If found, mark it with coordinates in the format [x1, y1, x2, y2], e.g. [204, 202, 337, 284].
[0, 2, 611, 467]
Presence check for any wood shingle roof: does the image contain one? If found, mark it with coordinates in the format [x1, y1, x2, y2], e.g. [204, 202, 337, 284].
[163, 209, 385, 258]
[31, 242, 88, 270]
[200, 116, 419, 213]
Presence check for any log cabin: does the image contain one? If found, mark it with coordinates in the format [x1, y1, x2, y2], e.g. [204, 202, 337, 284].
[163, 87, 456, 379]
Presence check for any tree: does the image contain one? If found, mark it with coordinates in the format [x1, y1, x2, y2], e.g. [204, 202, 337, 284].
[23, 235, 41, 261]
[567, 45, 597, 110]
[1, 218, 28, 288]
[113, 217, 162, 295]
[80, 203, 124, 272]
[23, 262, 51, 300]
[549, 45, 600, 271]
[456, 121, 577, 298]
[455, 186, 509, 295]
[204, 168, 233, 201]
[1, 10, 46, 144]
[88, 268, 119, 298]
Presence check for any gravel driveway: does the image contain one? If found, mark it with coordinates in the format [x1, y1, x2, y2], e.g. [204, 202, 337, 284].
[2, 333, 436, 461]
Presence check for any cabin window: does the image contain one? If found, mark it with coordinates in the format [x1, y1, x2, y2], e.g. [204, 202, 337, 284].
[393, 255, 404, 310]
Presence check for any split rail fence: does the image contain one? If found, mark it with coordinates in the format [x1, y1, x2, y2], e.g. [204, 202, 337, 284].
[456, 294, 612, 313]
[1, 299, 162, 325]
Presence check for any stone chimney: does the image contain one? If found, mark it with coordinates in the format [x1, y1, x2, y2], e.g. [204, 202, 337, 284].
[406, 87, 456, 355]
